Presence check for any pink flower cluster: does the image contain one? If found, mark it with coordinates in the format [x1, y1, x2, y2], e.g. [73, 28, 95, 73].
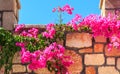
[20, 28, 38, 38]
[15, 24, 25, 32]
[16, 42, 73, 73]
[15, 24, 39, 38]
[52, 4, 74, 15]
[67, 14, 120, 50]
[67, 14, 81, 30]
[42, 23, 56, 39]
[108, 36, 120, 51]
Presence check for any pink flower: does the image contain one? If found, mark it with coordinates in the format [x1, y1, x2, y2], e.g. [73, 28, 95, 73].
[28, 56, 46, 70]
[72, 23, 78, 31]
[20, 31, 28, 36]
[21, 51, 31, 64]
[15, 24, 25, 32]
[52, 8, 56, 12]
[63, 4, 74, 15]
[42, 23, 56, 39]
[49, 28, 56, 39]
[67, 14, 81, 31]
[28, 28, 38, 36]
[113, 42, 120, 47]
[52, 4, 74, 15]
[108, 43, 113, 51]
[42, 32, 49, 38]
[73, 14, 81, 22]
[58, 7, 64, 12]
[16, 42, 25, 47]
[46, 23, 54, 30]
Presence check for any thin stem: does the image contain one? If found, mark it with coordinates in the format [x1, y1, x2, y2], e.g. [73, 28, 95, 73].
[58, 11, 63, 25]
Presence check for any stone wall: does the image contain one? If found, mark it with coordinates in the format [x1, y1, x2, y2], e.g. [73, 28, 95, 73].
[100, 0, 120, 17]
[1, 0, 120, 74]
[10, 32, 120, 74]
[0, 0, 20, 30]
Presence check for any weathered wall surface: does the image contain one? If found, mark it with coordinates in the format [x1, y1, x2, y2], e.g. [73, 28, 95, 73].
[100, 0, 120, 17]
[1, 0, 120, 74]
[0, 0, 20, 30]
[10, 32, 120, 74]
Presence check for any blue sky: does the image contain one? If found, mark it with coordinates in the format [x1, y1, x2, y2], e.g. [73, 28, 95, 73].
[19, 0, 100, 24]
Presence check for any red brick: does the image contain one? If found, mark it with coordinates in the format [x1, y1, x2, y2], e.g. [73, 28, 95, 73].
[105, 46, 120, 57]
[66, 32, 92, 48]
[94, 44, 104, 53]
[79, 48, 93, 53]
[64, 49, 83, 73]
[86, 66, 96, 74]
[95, 36, 106, 43]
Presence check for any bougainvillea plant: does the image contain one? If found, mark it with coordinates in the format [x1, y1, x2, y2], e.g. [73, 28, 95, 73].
[52, 4, 74, 24]
[0, 4, 120, 74]
[15, 24, 73, 74]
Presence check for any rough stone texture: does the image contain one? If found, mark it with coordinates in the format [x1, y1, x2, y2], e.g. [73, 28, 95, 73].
[85, 54, 105, 65]
[12, 65, 26, 73]
[12, 52, 21, 63]
[66, 32, 92, 48]
[94, 36, 106, 43]
[86, 66, 96, 74]
[0, 66, 12, 74]
[98, 66, 119, 74]
[0, 21, 1, 26]
[14, 0, 18, 18]
[0, 67, 4, 74]
[79, 48, 93, 54]
[0, 13, 1, 18]
[105, 10, 116, 17]
[105, 46, 120, 57]
[34, 68, 54, 74]
[0, 0, 14, 11]
[107, 57, 115, 65]
[105, 0, 120, 8]
[94, 44, 104, 53]
[57, 40, 63, 45]
[27, 66, 32, 72]
[3, 12, 17, 30]
[0, 13, 1, 26]
[64, 50, 83, 73]
[117, 58, 120, 70]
